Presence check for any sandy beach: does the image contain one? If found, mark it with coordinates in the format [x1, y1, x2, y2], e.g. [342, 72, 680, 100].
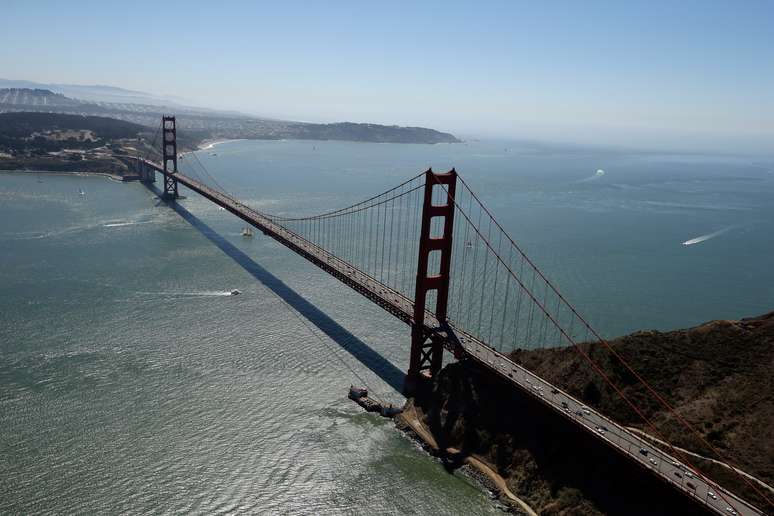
[197, 139, 244, 151]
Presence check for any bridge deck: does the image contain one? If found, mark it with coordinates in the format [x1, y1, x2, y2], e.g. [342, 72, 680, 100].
[144, 162, 763, 516]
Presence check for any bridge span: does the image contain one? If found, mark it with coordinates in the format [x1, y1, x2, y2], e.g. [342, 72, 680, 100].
[133, 116, 767, 516]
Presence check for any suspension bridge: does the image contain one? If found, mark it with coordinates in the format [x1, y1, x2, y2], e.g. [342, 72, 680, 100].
[130, 116, 769, 516]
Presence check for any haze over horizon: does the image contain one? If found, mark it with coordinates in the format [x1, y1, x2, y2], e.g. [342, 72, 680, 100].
[2, 1, 773, 155]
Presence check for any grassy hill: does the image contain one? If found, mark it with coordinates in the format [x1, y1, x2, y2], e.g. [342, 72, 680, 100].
[0, 112, 159, 175]
[511, 312, 774, 509]
[0, 111, 146, 151]
[402, 312, 773, 514]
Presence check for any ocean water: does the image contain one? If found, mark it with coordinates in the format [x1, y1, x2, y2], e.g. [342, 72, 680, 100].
[1, 139, 772, 514]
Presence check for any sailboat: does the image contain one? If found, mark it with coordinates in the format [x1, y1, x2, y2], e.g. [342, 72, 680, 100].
[241, 226, 254, 237]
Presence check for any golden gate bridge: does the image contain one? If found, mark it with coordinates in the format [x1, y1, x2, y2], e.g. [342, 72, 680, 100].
[130, 116, 769, 516]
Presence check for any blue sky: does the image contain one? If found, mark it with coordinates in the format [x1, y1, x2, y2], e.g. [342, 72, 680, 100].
[2, 1, 773, 153]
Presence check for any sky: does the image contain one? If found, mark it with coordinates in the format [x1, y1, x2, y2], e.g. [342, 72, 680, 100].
[2, 0, 773, 154]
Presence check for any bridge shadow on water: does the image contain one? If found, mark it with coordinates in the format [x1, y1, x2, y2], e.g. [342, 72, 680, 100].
[147, 184, 406, 393]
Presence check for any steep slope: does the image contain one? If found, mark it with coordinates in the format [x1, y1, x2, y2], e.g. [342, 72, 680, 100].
[401, 312, 773, 513]
[511, 313, 774, 485]
[510, 312, 774, 509]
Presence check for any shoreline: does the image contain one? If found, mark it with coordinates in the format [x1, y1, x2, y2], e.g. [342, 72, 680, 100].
[192, 137, 460, 150]
[396, 403, 537, 515]
[176, 139, 244, 160]
[197, 139, 244, 151]
[0, 169, 125, 182]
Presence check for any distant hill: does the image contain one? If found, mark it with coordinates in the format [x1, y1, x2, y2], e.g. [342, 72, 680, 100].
[0, 85, 460, 144]
[0, 78, 186, 107]
[291, 122, 459, 144]
[0, 88, 83, 108]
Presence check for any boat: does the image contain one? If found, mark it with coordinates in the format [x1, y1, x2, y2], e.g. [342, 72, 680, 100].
[241, 226, 254, 237]
[348, 385, 368, 399]
[78, 188, 85, 196]
[230, 289, 241, 296]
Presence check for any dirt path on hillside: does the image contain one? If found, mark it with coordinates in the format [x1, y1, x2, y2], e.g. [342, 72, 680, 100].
[398, 405, 537, 515]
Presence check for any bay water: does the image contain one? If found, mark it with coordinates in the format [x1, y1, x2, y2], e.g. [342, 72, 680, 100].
[1, 139, 772, 513]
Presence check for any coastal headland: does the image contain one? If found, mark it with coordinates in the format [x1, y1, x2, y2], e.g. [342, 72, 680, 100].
[397, 312, 774, 514]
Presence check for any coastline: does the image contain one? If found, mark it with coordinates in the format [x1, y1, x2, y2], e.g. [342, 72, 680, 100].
[176, 138, 244, 160]
[396, 403, 537, 515]
[197, 139, 244, 151]
[0, 169, 125, 182]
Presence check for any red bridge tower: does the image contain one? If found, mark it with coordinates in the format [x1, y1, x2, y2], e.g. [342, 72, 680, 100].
[162, 115, 179, 199]
[408, 168, 457, 388]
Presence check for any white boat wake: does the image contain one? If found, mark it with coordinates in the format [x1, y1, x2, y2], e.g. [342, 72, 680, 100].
[682, 227, 733, 246]
[578, 169, 606, 182]
[104, 220, 153, 228]
[135, 290, 239, 297]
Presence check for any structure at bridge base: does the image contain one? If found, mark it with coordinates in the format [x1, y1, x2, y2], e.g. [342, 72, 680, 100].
[161, 115, 179, 199]
[136, 157, 155, 183]
[406, 168, 457, 391]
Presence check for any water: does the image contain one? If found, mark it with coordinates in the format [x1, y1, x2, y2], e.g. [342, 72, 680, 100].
[1, 140, 773, 513]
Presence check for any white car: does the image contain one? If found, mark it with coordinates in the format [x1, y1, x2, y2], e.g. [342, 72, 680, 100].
[708, 491, 717, 500]
[648, 458, 658, 467]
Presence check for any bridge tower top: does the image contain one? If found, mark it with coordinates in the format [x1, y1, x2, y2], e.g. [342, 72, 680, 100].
[162, 115, 178, 199]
